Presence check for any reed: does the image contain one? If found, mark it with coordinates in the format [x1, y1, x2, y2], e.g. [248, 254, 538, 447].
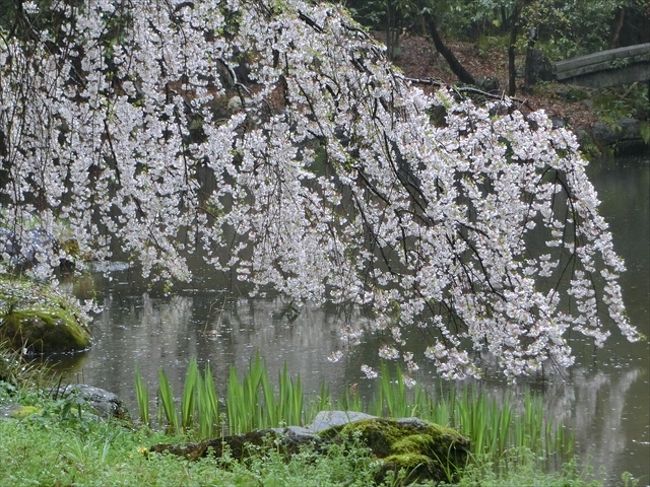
[226, 354, 305, 433]
[133, 367, 149, 427]
[134, 358, 574, 467]
[180, 359, 199, 431]
[0, 339, 51, 386]
[198, 362, 220, 438]
[158, 368, 178, 434]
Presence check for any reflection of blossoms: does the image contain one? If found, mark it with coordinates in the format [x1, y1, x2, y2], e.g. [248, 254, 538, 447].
[379, 345, 400, 360]
[0, 0, 637, 380]
[402, 375, 416, 388]
[327, 350, 343, 363]
[361, 365, 378, 379]
[404, 352, 419, 373]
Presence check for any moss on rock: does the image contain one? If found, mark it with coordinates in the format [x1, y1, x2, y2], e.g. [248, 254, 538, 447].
[321, 417, 470, 483]
[151, 413, 469, 485]
[9, 405, 41, 419]
[0, 276, 91, 354]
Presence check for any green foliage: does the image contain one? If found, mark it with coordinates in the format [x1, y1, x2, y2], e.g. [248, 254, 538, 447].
[225, 354, 304, 434]
[0, 399, 381, 486]
[0, 383, 610, 486]
[181, 359, 199, 431]
[0, 339, 51, 387]
[507, 0, 629, 61]
[135, 358, 574, 470]
[438, 449, 602, 487]
[134, 367, 149, 427]
[640, 121, 650, 145]
[476, 33, 511, 56]
[346, 0, 422, 57]
[157, 368, 178, 434]
[197, 362, 220, 439]
[593, 83, 650, 128]
[366, 365, 574, 465]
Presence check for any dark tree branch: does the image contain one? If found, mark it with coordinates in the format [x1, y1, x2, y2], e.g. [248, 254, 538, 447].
[423, 13, 476, 85]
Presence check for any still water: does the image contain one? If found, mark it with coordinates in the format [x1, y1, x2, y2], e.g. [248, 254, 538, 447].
[57, 156, 649, 485]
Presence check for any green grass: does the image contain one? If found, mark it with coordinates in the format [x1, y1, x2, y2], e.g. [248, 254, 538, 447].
[0, 383, 605, 487]
[0, 391, 381, 486]
[0, 339, 50, 386]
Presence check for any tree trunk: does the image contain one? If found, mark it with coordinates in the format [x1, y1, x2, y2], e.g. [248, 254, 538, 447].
[524, 26, 538, 87]
[423, 14, 476, 85]
[610, 8, 625, 49]
[508, 2, 522, 96]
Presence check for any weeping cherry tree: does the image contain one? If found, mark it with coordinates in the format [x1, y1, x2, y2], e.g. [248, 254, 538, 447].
[0, 0, 639, 380]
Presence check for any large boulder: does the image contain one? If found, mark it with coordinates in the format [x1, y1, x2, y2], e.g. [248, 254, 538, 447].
[151, 411, 469, 484]
[0, 276, 91, 354]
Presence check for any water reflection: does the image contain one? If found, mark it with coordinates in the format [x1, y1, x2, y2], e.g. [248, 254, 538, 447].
[73, 294, 353, 401]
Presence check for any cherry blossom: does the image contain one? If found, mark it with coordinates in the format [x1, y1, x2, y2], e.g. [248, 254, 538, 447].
[0, 0, 639, 379]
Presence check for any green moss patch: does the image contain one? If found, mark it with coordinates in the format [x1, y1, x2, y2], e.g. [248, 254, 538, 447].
[321, 418, 470, 483]
[0, 276, 91, 354]
[9, 405, 41, 419]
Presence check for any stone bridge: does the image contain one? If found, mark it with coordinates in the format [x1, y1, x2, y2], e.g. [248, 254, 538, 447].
[554, 43, 650, 88]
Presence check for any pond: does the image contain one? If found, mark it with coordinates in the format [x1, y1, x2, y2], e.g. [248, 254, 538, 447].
[54, 155, 649, 486]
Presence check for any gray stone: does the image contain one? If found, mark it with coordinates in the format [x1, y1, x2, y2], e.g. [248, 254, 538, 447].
[270, 425, 319, 440]
[477, 77, 500, 94]
[525, 49, 554, 85]
[306, 410, 376, 433]
[592, 117, 648, 155]
[592, 121, 618, 145]
[53, 384, 129, 420]
[550, 116, 566, 129]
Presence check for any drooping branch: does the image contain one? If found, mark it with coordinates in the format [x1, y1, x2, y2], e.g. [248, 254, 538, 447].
[0, 0, 638, 380]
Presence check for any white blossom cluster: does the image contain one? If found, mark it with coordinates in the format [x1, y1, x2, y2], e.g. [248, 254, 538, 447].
[0, 0, 639, 379]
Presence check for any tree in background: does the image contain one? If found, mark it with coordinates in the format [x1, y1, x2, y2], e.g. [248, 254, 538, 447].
[0, 0, 639, 379]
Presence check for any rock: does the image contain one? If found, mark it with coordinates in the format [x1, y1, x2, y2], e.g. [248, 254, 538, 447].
[307, 410, 376, 433]
[591, 117, 649, 155]
[0, 276, 91, 354]
[151, 411, 469, 484]
[8, 404, 41, 419]
[53, 384, 129, 420]
[550, 116, 566, 129]
[0, 403, 42, 419]
[270, 425, 319, 442]
[152, 427, 320, 461]
[320, 416, 470, 484]
[477, 77, 500, 94]
[524, 49, 554, 85]
[592, 121, 619, 146]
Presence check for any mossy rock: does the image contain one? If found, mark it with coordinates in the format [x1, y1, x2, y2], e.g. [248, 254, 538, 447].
[321, 417, 470, 484]
[151, 413, 469, 485]
[151, 427, 320, 461]
[0, 276, 91, 354]
[8, 405, 41, 419]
